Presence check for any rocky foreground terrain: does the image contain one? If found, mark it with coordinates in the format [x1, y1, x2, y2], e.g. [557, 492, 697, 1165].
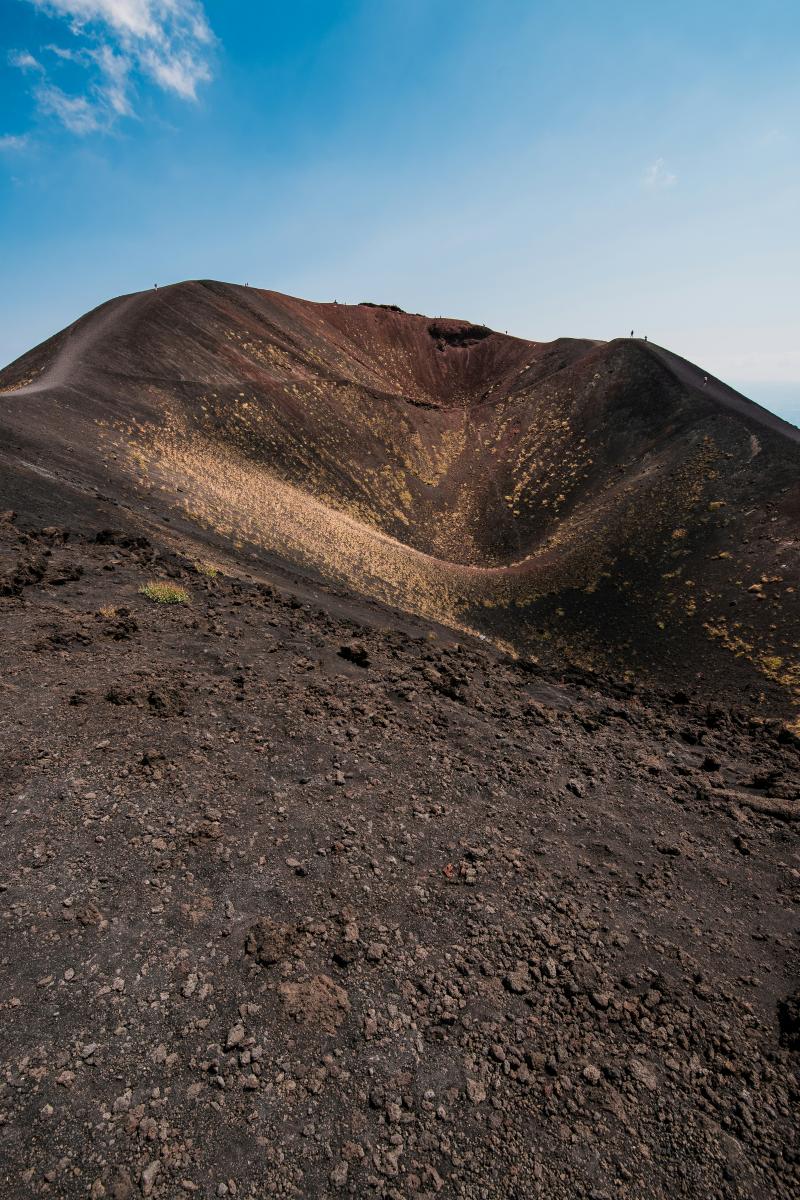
[0, 511, 797, 1199]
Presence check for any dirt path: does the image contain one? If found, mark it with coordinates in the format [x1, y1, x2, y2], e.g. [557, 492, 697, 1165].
[3, 291, 147, 397]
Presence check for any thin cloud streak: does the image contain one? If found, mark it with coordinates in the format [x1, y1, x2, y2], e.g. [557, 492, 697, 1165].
[9, 50, 44, 71]
[35, 83, 104, 133]
[0, 134, 31, 151]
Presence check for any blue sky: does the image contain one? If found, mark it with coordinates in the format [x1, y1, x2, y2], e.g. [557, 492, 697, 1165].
[1, 1, 799, 423]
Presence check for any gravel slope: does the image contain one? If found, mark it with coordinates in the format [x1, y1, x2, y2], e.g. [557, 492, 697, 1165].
[0, 511, 797, 1199]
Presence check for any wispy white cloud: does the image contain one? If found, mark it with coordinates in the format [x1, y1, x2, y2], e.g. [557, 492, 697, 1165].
[93, 42, 133, 114]
[34, 0, 209, 43]
[9, 50, 45, 72]
[139, 43, 210, 99]
[0, 134, 31, 151]
[13, 0, 215, 135]
[44, 43, 85, 61]
[642, 158, 677, 190]
[35, 83, 104, 133]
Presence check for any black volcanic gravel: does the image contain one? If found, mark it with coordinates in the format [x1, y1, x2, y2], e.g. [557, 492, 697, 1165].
[0, 512, 797, 1199]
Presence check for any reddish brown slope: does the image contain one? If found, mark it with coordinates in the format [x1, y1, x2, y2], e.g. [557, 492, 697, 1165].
[1, 280, 798, 709]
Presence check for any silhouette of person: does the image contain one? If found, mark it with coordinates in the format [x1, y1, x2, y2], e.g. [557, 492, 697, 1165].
[630, 330, 634, 337]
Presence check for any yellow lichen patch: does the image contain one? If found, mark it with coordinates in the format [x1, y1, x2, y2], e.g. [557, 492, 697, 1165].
[704, 621, 800, 693]
[195, 561, 220, 578]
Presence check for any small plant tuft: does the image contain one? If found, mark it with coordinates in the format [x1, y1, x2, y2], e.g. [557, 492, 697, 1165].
[195, 561, 219, 578]
[139, 581, 190, 605]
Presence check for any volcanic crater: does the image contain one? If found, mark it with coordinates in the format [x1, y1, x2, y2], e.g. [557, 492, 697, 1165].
[1, 279, 798, 707]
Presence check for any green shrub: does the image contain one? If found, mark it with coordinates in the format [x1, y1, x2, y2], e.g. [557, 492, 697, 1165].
[139, 581, 190, 605]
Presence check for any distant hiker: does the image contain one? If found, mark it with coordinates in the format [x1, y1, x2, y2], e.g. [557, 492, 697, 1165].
[644, 335, 648, 342]
[703, 375, 708, 386]
[154, 284, 158, 290]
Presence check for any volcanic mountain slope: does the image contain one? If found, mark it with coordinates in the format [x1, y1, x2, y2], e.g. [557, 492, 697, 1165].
[1, 280, 798, 709]
[0, 289, 799, 1199]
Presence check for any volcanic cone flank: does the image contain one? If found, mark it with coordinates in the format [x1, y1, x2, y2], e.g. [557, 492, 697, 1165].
[1, 279, 798, 707]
